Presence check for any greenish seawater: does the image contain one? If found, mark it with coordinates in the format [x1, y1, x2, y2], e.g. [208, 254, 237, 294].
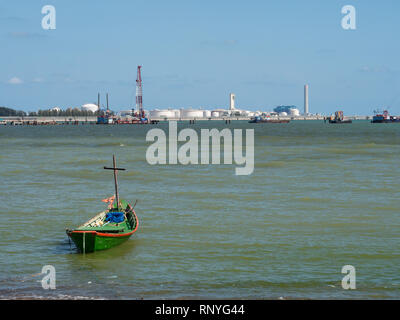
[0, 120, 399, 299]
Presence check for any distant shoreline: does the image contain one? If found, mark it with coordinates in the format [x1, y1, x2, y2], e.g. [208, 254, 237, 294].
[0, 115, 371, 126]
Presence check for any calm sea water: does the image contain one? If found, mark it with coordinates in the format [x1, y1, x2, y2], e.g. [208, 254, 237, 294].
[0, 121, 399, 299]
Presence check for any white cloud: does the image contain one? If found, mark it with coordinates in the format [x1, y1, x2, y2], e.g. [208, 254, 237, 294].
[33, 77, 44, 83]
[358, 66, 391, 73]
[7, 77, 23, 84]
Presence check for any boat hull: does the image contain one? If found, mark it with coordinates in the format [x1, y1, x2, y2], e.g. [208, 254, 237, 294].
[249, 119, 290, 123]
[329, 120, 352, 123]
[66, 200, 139, 253]
[371, 119, 400, 123]
[67, 230, 134, 253]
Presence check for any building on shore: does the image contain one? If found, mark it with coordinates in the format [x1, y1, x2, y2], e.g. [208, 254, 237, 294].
[274, 105, 301, 117]
[230, 93, 235, 111]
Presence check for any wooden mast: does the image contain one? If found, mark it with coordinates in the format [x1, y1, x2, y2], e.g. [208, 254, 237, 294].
[104, 155, 126, 210]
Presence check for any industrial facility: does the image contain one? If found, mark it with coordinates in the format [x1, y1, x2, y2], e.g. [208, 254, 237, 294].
[146, 90, 303, 121]
[12, 62, 313, 123]
[141, 75, 308, 120]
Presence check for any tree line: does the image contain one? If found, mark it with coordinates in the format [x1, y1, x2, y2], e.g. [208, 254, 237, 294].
[36, 109, 101, 117]
[0, 107, 102, 117]
[0, 107, 26, 117]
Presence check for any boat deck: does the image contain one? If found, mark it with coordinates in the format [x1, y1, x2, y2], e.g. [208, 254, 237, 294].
[78, 221, 129, 233]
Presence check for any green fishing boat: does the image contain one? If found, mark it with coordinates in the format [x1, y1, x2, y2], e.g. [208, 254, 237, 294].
[66, 156, 139, 253]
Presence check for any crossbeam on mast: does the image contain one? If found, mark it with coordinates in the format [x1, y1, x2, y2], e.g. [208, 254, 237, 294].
[104, 155, 126, 210]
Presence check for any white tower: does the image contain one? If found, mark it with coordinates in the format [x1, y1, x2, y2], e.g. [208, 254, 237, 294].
[304, 84, 309, 115]
[230, 93, 235, 111]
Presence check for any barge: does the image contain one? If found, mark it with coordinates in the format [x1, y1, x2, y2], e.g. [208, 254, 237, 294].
[249, 116, 290, 123]
[327, 111, 352, 124]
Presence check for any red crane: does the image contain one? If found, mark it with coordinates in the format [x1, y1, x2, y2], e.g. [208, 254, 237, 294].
[136, 66, 144, 118]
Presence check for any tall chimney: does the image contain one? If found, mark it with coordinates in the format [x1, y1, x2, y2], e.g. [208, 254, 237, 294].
[304, 84, 309, 115]
[98, 93, 100, 110]
[230, 93, 235, 111]
[106, 93, 109, 111]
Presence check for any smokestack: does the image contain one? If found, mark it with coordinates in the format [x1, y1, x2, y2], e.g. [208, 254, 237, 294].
[304, 84, 309, 115]
[98, 93, 100, 110]
[106, 93, 109, 111]
[230, 93, 235, 111]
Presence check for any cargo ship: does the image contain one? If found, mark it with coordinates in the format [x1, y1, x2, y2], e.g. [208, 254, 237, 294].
[249, 116, 290, 123]
[371, 110, 400, 123]
[327, 111, 352, 124]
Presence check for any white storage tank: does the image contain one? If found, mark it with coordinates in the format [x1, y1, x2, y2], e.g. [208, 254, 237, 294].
[203, 110, 211, 118]
[81, 103, 99, 113]
[289, 108, 300, 116]
[50, 107, 61, 113]
[150, 109, 176, 119]
[211, 109, 227, 118]
[181, 109, 204, 118]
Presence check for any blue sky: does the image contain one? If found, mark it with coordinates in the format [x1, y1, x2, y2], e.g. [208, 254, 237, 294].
[0, 0, 399, 115]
